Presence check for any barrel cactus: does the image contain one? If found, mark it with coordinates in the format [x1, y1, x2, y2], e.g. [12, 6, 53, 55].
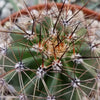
[0, 1, 100, 100]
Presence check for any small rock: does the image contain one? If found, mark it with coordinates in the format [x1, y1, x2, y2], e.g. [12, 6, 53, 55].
[1, 8, 11, 19]
[62, 0, 69, 3]
[17, 3, 24, 9]
[0, 0, 6, 8]
[5, 3, 13, 11]
[71, 0, 76, 3]
[0, 2, 14, 19]
[62, 0, 76, 3]
[91, 0, 98, 3]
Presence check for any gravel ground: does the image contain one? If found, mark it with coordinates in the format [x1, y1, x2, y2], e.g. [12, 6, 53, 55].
[0, 0, 35, 20]
[0, 0, 100, 20]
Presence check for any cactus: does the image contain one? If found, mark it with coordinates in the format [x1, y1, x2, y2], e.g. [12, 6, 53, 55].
[0, 1, 100, 100]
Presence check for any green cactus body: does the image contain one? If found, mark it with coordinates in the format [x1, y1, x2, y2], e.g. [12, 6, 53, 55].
[0, 2, 100, 100]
